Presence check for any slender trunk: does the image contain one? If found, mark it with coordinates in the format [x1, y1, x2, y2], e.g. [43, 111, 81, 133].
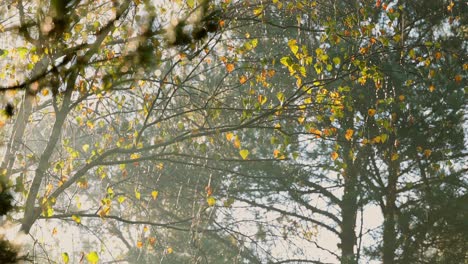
[383, 157, 398, 264]
[340, 165, 358, 264]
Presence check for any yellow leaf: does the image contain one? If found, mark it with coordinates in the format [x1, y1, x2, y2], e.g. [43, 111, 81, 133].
[226, 63, 235, 73]
[82, 144, 89, 152]
[42, 89, 49, 96]
[135, 189, 141, 200]
[117, 196, 126, 204]
[207, 196, 216, 206]
[429, 84, 435, 92]
[143, 226, 149, 232]
[167, 247, 173, 254]
[86, 251, 99, 264]
[331, 152, 339, 161]
[391, 153, 399, 161]
[151, 191, 158, 200]
[368, 109, 376, 117]
[130, 153, 141, 160]
[345, 129, 354, 141]
[239, 149, 249, 160]
[62, 253, 69, 264]
[72, 215, 81, 224]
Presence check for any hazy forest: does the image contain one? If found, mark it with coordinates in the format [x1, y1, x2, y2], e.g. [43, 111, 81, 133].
[0, 0, 466, 263]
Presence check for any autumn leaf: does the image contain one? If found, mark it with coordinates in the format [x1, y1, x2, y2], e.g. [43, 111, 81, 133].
[151, 190, 158, 200]
[345, 129, 354, 141]
[135, 188, 141, 200]
[429, 84, 435, 92]
[309, 128, 322, 137]
[167, 247, 173, 254]
[391, 153, 399, 161]
[72, 215, 81, 224]
[226, 63, 235, 73]
[149, 237, 156, 246]
[205, 186, 213, 196]
[233, 137, 241, 149]
[207, 196, 216, 206]
[117, 196, 126, 204]
[239, 149, 249, 160]
[226, 132, 234, 141]
[331, 152, 339, 161]
[137, 241, 143, 248]
[82, 144, 89, 152]
[424, 149, 432, 158]
[87, 251, 99, 264]
[368, 109, 376, 116]
[239, 75, 247, 84]
[273, 149, 280, 158]
[62, 253, 69, 264]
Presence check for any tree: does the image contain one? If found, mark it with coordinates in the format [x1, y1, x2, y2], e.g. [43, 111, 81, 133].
[0, 0, 465, 263]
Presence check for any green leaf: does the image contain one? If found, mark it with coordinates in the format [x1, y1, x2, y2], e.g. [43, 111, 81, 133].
[239, 149, 249, 160]
[87, 251, 99, 264]
[17, 47, 28, 59]
[333, 57, 341, 65]
[187, 0, 194, 8]
[381, 133, 388, 143]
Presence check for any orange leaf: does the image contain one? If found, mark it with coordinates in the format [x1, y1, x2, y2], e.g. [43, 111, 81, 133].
[429, 85, 435, 92]
[273, 149, 280, 158]
[239, 75, 247, 84]
[368, 109, 376, 117]
[226, 63, 235, 73]
[345, 129, 354, 141]
[137, 241, 143, 248]
[331, 152, 339, 161]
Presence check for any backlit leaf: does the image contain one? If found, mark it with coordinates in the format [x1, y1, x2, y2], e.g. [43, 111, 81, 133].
[87, 251, 99, 264]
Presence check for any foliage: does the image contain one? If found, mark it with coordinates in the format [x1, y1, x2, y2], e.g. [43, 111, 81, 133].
[0, 0, 466, 263]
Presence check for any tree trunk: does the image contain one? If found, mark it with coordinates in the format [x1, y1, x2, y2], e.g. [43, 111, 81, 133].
[340, 166, 358, 264]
